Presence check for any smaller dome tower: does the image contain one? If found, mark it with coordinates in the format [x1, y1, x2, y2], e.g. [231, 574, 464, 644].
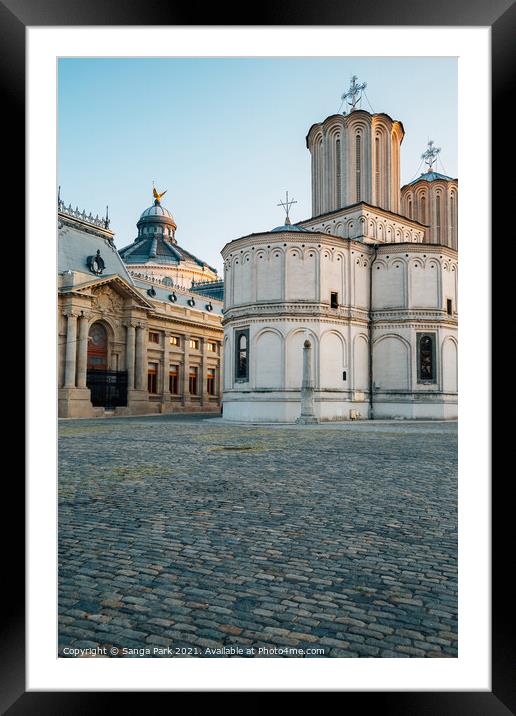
[401, 141, 458, 249]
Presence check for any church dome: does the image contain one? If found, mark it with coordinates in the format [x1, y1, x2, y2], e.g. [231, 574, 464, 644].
[270, 223, 310, 233]
[406, 170, 455, 186]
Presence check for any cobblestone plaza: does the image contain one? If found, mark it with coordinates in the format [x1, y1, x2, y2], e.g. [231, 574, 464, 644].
[58, 416, 457, 658]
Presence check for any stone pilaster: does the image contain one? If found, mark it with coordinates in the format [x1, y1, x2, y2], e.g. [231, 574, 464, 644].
[182, 334, 190, 406]
[200, 337, 207, 407]
[162, 331, 170, 400]
[125, 322, 136, 390]
[135, 324, 146, 391]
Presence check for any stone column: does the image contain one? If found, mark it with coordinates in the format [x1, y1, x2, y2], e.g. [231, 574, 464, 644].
[63, 311, 78, 388]
[135, 324, 146, 391]
[162, 331, 170, 397]
[296, 338, 319, 424]
[125, 322, 136, 390]
[76, 314, 89, 389]
[182, 334, 190, 406]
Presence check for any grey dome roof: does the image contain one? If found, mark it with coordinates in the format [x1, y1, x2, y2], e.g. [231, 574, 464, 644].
[138, 202, 176, 225]
[270, 223, 311, 233]
[407, 170, 455, 186]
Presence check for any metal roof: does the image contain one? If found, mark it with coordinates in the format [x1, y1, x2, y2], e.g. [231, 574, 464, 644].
[58, 218, 135, 284]
[131, 278, 223, 316]
[119, 235, 218, 273]
[406, 171, 456, 186]
[270, 224, 311, 233]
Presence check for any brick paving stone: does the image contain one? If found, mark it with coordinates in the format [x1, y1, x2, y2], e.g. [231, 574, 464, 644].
[58, 416, 457, 658]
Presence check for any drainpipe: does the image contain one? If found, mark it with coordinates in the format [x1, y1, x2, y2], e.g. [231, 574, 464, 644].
[368, 243, 379, 419]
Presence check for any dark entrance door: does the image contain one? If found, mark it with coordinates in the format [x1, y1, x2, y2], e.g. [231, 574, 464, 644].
[87, 322, 108, 370]
[86, 369, 128, 408]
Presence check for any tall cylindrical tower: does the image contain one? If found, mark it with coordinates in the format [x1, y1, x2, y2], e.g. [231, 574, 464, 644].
[306, 110, 405, 217]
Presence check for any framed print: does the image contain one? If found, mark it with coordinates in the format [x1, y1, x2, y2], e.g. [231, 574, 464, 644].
[3, 0, 510, 708]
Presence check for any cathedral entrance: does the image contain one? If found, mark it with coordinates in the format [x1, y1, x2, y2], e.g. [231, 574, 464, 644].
[86, 322, 127, 409]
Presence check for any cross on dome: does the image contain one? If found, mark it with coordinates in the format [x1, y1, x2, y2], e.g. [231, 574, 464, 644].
[341, 75, 367, 112]
[277, 191, 297, 226]
[421, 140, 441, 171]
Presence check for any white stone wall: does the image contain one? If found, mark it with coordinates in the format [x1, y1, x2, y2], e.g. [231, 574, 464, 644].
[221, 231, 457, 422]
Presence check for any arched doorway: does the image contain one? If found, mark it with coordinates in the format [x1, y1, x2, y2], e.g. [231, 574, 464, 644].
[86, 321, 127, 408]
[87, 322, 108, 370]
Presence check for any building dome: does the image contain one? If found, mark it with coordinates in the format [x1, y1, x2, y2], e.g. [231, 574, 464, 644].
[406, 170, 455, 186]
[119, 187, 219, 289]
[270, 223, 311, 233]
[139, 203, 176, 222]
[137, 199, 177, 238]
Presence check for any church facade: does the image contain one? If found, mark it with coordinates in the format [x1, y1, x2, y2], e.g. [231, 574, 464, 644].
[58, 193, 223, 418]
[221, 90, 458, 422]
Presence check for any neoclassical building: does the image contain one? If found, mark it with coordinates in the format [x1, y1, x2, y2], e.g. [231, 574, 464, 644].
[221, 82, 458, 422]
[58, 195, 223, 418]
[119, 192, 219, 288]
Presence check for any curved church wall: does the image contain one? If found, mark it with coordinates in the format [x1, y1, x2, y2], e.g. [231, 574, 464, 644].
[222, 231, 458, 422]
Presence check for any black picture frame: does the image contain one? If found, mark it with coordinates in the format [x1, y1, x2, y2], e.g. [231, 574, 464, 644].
[6, 0, 509, 708]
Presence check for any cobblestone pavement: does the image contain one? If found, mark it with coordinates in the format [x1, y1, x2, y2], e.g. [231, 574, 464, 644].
[58, 416, 457, 658]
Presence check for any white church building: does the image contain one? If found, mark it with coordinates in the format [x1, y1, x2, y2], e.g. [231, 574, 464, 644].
[221, 78, 458, 422]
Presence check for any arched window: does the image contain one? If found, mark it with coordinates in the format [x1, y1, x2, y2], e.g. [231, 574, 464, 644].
[418, 333, 435, 382]
[336, 138, 341, 205]
[420, 195, 426, 224]
[435, 194, 441, 243]
[408, 197, 413, 220]
[235, 328, 249, 381]
[450, 192, 457, 248]
[355, 134, 361, 202]
[375, 136, 381, 205]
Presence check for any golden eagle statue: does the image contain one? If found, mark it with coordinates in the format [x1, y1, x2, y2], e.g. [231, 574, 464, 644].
[152, 186, 167, 204]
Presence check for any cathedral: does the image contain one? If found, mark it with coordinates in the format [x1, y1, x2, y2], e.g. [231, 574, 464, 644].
[221, 79, 458, 422]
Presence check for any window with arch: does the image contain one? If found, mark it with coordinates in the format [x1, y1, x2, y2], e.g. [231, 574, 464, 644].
[450, 192, 457, 246]
[355, 134, 362, 202]
[407, 197, 413, 220]
[235, 328, 249, 381]
[335, 138, 341, 204]
[375, 136, 381, 204]
[420, 195, 426, 224]
[435, 194, 441, 243]
[417, 333, 436, 382]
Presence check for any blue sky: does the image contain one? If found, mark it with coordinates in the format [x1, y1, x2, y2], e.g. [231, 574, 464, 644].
[58, 57, 457, 274]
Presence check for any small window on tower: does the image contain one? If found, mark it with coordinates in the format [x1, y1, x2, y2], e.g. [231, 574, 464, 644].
[447, 299, 453, 315]
[330, 292, 339, 309]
